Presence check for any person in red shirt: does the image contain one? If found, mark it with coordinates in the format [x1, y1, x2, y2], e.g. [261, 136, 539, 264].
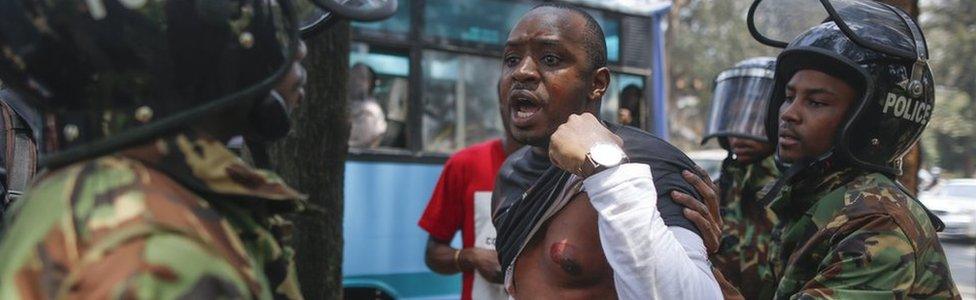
[419, 133, 521, 299]
[419, 80, 522, 299]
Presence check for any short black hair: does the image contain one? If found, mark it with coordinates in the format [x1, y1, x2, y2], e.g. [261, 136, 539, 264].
[350, 62, 377, 91]
[530, 2, 607, 70]
[621, 84, 642, 97]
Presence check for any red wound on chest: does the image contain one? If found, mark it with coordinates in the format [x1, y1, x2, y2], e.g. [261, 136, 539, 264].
[549, 240, 583, 275]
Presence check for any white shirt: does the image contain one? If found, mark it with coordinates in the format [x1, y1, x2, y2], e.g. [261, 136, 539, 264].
[348, 98, 387, 148]
[583, 163, 723, 299]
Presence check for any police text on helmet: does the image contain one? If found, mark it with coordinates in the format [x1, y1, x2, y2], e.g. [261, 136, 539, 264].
[882, 92, 931, 125]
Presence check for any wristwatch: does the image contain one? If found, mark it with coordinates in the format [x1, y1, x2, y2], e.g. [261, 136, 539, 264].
[582, 143, 628, 177]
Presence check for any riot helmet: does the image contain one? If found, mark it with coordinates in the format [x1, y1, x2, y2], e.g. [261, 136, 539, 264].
[0, 0, 396, 167]
[702, 57, 776, 149]
[299, 0, 398, 38]
[747, 0, 933, 176]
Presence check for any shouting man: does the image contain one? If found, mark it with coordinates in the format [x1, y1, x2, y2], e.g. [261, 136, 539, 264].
[491, 3, 722, 299]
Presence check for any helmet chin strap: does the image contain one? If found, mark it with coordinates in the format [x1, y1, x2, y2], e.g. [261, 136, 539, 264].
[763, 148, 947, 234]
[243, 90, 291, 169]
[246, 90, 292, 142]
[760, 149, 837, 207]
[718, 150, 736, 204]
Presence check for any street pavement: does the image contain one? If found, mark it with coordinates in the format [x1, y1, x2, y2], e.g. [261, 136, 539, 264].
[944, 239, 976, 299]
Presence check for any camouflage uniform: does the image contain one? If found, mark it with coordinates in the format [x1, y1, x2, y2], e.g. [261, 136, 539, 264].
[714, 156, 779, 300]
[0, 132, 305, 299]
[767, 168, 960, 299]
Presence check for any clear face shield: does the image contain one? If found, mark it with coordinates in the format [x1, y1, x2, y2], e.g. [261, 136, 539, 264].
[748, 0, 928, 96]
[702, 68, 775, 144]
[297, 0, 398, 38]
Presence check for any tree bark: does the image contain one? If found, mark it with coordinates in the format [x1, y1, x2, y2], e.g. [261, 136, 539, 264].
[875, 0, 919, 17]
[899, 144, 921, 195]
[268, 21, 351, 300]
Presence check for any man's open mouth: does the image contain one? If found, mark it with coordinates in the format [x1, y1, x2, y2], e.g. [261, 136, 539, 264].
[510, 91, 542, 126]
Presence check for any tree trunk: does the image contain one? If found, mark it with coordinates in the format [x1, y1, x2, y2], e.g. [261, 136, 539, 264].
[268, 21, 351, 300]
[875, 0, 919, 17]
[899, 144, 921, 195]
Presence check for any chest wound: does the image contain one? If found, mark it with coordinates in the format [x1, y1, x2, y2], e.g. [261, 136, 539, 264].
[549, 240, 583, 276]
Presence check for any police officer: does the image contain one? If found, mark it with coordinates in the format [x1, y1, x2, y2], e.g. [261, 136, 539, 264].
[748, 0, 960, 298]
[702, 57, 780, 300]
[0, 0, 388, 298]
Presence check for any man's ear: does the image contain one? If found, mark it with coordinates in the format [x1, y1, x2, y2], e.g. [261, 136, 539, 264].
[589, 67, 611, 102]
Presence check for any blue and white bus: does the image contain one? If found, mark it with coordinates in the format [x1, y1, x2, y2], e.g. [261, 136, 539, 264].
[342, 1, 672, 298]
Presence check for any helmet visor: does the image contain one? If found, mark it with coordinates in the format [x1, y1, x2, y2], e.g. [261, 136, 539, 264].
[748, 0, 925, 61]
[703, 69, 775, 144]
[0, 0, 304, 166]
[299, 0, 399, 36]
[827, 0, 925, 60]
[296, 2, 333, 39]
[748, 0, 828, 49]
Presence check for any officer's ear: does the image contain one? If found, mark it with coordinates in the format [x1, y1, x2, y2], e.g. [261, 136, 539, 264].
[589, 66, 610, 102]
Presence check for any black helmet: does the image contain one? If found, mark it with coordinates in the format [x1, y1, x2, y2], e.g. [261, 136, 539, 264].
[0, 0, 396, 167]
[701, 57, 776, 149]
[748, 0, 932, 175]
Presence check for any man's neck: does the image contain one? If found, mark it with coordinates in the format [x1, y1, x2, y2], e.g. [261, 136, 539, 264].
[531, 145, 548, 157]
[503, 135, 524, 156]
[739, 154, 773, 168]
[527, 107, 601, 158]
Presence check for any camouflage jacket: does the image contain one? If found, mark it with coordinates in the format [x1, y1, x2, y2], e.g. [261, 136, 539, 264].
[714, 156, 779, 300]
[0, 132, 306, 299]
[767, 168, 960, 299]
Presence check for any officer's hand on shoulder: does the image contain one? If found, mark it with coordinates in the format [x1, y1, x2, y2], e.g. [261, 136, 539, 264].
[672, 167, 723, 255]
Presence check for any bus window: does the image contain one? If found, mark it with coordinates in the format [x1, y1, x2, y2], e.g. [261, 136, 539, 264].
[349, 43, 410, 149]
[604, 73, 647, 129]
[423, 0, 532, 48]
[423, 0, 619, 63]
[582, 8, 621, 63]
[422, 51, 504, 154]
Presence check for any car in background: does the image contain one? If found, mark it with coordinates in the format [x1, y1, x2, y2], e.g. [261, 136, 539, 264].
[919, 178, 976, 241]
[687, 149, 726, 180]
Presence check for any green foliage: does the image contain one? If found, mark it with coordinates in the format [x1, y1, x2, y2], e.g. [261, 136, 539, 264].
[921, 87, 975, 173]
[920, 0, 976, 175]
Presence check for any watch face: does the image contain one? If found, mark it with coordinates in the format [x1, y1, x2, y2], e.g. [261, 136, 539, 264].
[591, 143, 624, 166]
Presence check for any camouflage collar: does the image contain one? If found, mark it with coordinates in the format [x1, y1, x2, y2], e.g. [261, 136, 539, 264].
[120, 132, 307, 212]
[769, 167, 863, 220]
[746, 157, 779, 194]
[742, 156, 777, 180]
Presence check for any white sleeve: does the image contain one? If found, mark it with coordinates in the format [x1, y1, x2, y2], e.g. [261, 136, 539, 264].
[583, 163, 722, 300]
[364, 101, 388, 146]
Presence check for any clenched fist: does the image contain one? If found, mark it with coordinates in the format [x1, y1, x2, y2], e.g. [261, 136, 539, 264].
[548, 113, 623, 178]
